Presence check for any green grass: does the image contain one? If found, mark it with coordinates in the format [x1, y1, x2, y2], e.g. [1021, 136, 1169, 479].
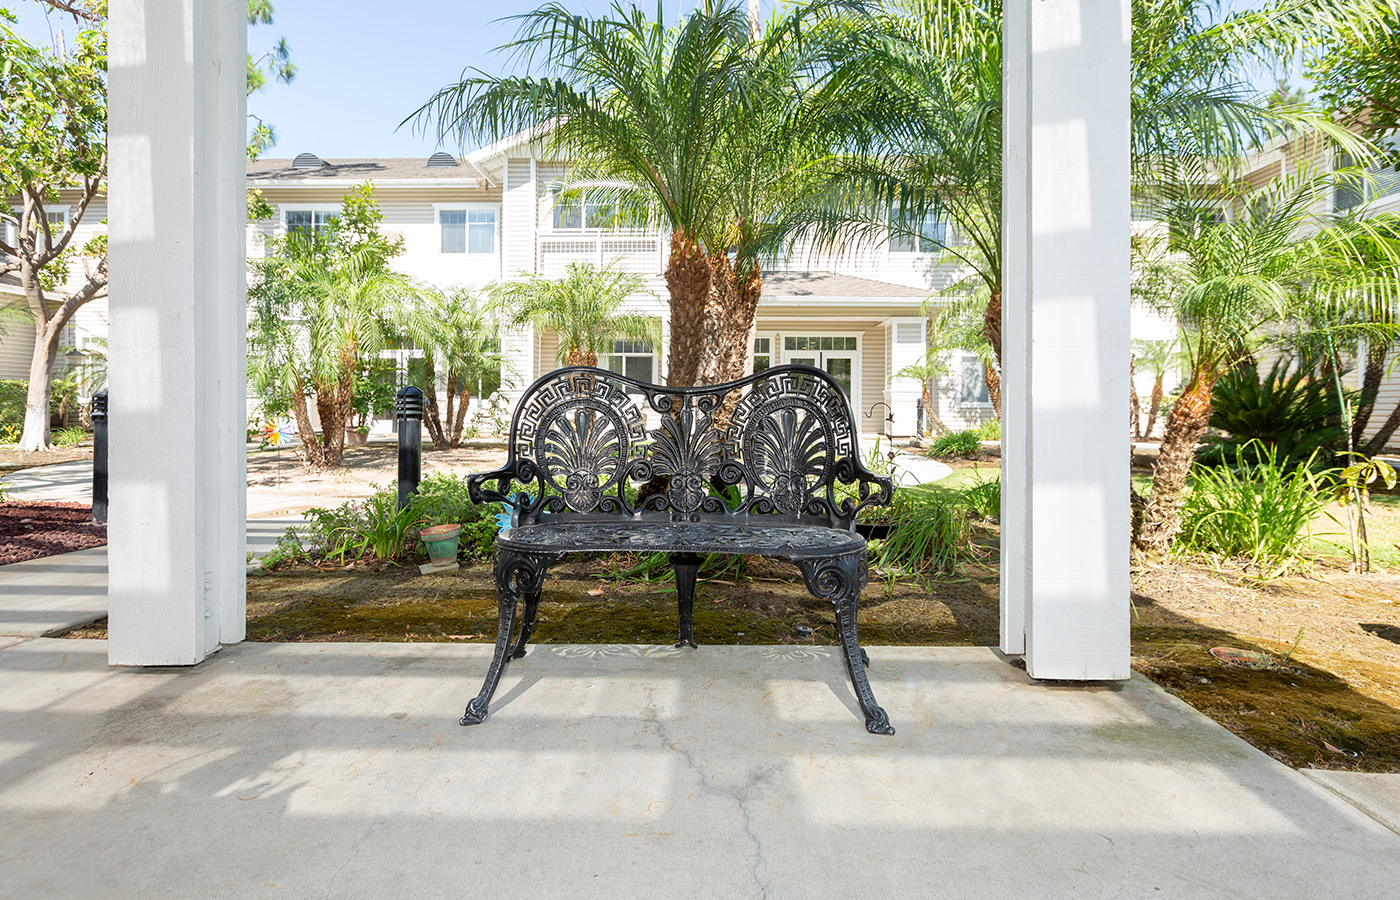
[914, 464, 1000, 494]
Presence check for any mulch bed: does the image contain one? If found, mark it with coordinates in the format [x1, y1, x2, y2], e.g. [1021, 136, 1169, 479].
[0, 501, 106, 566]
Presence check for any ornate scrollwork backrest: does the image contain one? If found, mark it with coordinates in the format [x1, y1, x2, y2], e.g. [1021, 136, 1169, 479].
[502, 365, 888, 527]
[511, 369, 647, 519]
[724, 368, 859, 521]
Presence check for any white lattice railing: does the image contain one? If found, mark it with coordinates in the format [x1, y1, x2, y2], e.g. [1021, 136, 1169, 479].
[537, 234, 664, 277]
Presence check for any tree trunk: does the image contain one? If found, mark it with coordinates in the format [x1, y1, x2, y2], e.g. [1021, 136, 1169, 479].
[1352, 341, 1388, 449]
[1144, 375, 1164, 439]
[18, 326, 59, 451]
[450, 386, 471, 446]
[983, 362, 1002, 418]
[1363, 399, 1400, 456]
[1130, 356, 1141, 440]
[1135, 371, 1218, 556]
[420, 355, 450, 450]
[289, 385, 323, 466]
[663, 229, 712, 388]
[983, 285, 1003, 369]
[563, 346, 587, 366]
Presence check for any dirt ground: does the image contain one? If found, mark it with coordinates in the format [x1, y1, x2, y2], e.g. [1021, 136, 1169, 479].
[0, 501, 104, 564]
[0, 445, 91, 476]
[246, 440, 507, 503]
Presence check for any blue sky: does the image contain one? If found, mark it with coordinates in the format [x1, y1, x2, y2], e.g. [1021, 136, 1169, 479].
[9, 0, 1291, 160]
[9, 0, 777, 159]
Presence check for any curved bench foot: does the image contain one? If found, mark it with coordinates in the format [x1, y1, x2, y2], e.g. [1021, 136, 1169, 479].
[460, 699, 489, 726]
[673, 638, 698, 650]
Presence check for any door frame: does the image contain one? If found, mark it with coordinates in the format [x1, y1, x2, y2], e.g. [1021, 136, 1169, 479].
[776, 331, 862, 416]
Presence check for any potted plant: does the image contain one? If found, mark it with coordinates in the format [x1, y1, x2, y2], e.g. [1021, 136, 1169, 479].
[345, 423, 371, 446]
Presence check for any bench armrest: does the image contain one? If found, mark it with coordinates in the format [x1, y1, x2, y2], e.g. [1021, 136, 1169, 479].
[835, 458, 895, 521]
[467, 463, 535, 509]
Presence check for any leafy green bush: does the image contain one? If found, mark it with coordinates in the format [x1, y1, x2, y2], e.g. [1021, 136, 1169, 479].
[975, 419, 1001, 441]
[929, 429, 981, 458]
[1198, 360, 1345, 468]
[1177, 440, 1333, 577]
[410, 472, 496, 559]
[52, 425, 87, 448]
[0, 378, 84, 443]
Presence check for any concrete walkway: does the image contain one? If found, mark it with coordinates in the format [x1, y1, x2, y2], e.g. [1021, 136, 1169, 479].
[0, 640, 1395, 898]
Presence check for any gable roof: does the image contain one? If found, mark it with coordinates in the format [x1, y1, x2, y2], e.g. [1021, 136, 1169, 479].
[247, 157, 492, 184]
[762, 271, 930, 300]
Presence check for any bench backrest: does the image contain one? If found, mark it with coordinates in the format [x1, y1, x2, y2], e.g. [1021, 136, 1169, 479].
[500, 365, 891, 528]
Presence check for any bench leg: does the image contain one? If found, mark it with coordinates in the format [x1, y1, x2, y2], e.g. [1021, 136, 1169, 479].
[797, 552, 895, 736]
[670, 552, 701, 649]
[462, 549, 554, 726]
[510, 589, 541, 660]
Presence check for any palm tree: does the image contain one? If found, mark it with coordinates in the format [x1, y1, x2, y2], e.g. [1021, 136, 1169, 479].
[1131, 338, 1178, 440]
[411, 1, 854, 387]
[400, 285, 503, 450]
[247, 186, 409, 468]
[814, 0, 1376, 388]
[1132, 162, 1400, 554]
[492, 262, 659, 369]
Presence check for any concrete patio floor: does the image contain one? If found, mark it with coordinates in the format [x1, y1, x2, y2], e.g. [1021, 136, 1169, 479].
[1, 640, 1396, 899]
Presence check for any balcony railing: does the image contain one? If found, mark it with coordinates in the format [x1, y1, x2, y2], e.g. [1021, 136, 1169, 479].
[537, 233, 664, 277]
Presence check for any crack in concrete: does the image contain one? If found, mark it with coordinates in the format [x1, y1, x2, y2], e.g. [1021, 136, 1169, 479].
[644, 695, 775, 898]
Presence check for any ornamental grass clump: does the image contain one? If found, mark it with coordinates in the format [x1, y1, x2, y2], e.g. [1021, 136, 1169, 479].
[929, 429, 981, 458]
[873, 488, 973, 575]
[1176, 440, 1333, 577]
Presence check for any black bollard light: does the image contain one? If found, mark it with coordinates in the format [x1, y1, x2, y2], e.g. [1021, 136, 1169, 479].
[396, 385, 424, 511]
[91, 389, 108, 524]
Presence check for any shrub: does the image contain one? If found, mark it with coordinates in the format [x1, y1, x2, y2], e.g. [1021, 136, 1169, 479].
[0, 378, 86, 443]
[1198, 360, 1345, 468]
[409, 472, 496, 559]
[1177, 440, 1333, 577]
[52, 425, 87, 448]
[929, 429, 981, 458]
[975, 419, 1001, 441]
[873, 488, 973, 574]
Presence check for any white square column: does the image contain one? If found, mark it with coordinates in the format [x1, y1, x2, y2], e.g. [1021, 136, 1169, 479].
[1001, 0, 1132, 679]
[107, 0, 248, 665]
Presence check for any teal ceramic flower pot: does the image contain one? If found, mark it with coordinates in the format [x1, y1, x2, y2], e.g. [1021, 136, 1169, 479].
[420, 523, 462, 564]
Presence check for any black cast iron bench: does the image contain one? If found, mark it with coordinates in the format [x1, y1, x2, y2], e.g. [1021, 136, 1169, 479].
[463, 364, 897, 734]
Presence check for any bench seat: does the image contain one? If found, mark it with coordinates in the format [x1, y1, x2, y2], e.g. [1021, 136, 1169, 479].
[498, 519, 867, 558]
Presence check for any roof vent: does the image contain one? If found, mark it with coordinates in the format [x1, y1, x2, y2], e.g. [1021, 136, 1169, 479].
[427, 152, 459, 168]
[291, 153, 328, 170]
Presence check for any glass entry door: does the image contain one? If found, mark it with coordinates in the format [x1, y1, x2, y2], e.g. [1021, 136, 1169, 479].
[783, 335, 859, 409]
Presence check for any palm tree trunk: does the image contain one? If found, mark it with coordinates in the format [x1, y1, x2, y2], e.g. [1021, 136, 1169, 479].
[664, 229, 712, 388]
[290, 382, 323, 466]
[1144, 375, 1164, 439]
[983, 286, 1003, 369]
[420, 355, 450, 450]
[564, 346, 587, 366]
[450, 386, 471, 447]
[1136, 372, 1217, 555]
[1363, 400, 1400, 456]
[983, 363, 1002, 418]
[1130, 356, 1141, 440]
[1352, 341, 1388, 448]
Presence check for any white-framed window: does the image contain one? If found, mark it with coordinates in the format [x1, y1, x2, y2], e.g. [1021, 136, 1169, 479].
[889, 208, 946, 253]
[602, 339, 656, 382]
[753, 336, 773, 373]
[955, 352, 991, 407]
[5, 209, 67, 251]
[436, 204, 497, 254]
[281, 206, 338, 235]
[1336, 136, 1400, 212]
[551, 190, 619, 231]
